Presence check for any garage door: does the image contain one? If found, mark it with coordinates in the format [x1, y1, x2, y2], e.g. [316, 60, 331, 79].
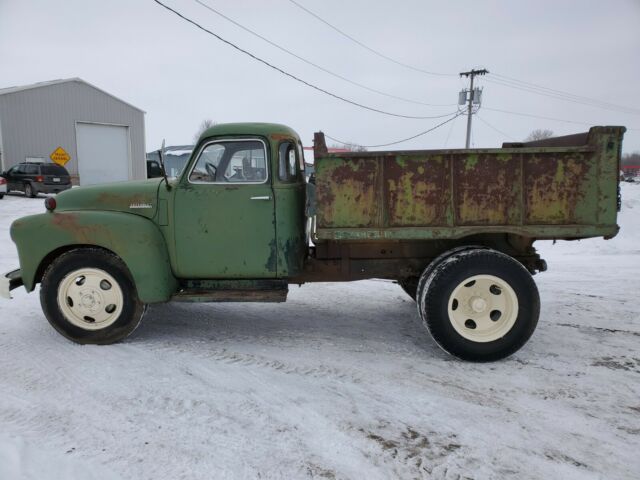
[76, 123, 130, 185]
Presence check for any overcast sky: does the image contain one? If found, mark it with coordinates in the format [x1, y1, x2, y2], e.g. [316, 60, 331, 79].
[1, 0, 639, 153]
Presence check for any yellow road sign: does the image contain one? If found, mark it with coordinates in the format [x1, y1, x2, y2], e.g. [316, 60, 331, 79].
[50, 146, 70, 166]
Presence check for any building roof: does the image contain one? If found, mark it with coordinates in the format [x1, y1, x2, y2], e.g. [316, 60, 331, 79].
[0, 77, 145, 113]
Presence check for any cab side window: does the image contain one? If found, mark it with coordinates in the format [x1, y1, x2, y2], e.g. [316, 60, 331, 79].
[225, 146, 266, 183]
[278, 142, 298, 182]
[189, 140, 267, 184]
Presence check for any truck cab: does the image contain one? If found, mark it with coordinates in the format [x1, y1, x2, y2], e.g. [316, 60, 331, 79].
[161, 123, 307, 280]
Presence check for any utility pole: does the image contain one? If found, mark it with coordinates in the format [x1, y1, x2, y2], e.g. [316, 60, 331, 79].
[459, 68, 488, 148]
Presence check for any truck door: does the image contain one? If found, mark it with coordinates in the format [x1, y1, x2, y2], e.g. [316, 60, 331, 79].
[173, 138, 277, 278]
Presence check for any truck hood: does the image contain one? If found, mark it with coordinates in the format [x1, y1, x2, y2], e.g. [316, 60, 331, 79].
[54, 178, 165, 219]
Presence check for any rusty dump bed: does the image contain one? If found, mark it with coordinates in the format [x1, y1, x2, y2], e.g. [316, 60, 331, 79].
[313, 126, 625, 241]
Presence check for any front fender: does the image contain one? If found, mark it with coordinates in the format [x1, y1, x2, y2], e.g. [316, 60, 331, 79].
[10, 211, 178, 303]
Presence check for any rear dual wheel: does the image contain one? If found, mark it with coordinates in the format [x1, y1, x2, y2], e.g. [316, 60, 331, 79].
[40, 248, 146, 344]
[417, 248, 539, 362]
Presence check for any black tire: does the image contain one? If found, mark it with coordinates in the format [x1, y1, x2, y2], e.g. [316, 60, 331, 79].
[416, 248, 539, 362]
[25, 183, 36, 198]
[416, 245, 487, 319]
[40, 248, 145, 344]
[0, 193, 4, 199]
[398, 278, 418, 301]
[402, 245, 487, 303]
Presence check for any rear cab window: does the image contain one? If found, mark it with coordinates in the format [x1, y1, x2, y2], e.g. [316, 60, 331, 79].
[278, 141, 300, 182]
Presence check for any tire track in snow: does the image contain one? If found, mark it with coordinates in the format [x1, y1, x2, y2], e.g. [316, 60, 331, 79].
[198, 348, 363, 383]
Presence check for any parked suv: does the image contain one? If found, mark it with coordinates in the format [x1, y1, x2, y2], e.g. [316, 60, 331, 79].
[1, 163, 72, 197]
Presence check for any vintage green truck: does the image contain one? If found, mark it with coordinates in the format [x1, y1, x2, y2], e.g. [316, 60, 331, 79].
[1, 123, 625, 361]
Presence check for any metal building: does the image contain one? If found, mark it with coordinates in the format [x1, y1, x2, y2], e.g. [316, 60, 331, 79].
[0, 78, 146, 185]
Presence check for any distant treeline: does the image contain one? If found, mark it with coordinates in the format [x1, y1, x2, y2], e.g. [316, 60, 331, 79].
[622, 152, 640, 166]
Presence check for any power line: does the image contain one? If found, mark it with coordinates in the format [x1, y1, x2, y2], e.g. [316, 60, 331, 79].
[324, 110, 464, 148]
[288, 0, 457, 77]
[151, 0, 459, 120]
[483, 106, 598, 126]
[475, 115, 516, 141]
[443, 111, 459, 147]
[192, 0, 455, 107]
[485, 76, 640, 116]
[490, 72, 640, 114]
[484, 107, 639, 131]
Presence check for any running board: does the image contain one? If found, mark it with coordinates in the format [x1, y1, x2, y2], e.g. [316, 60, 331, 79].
[172, 279, 288, 303]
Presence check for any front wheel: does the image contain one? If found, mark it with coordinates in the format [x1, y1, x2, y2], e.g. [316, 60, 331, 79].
[40, 248, 146, 344]
[417, 248, 539, 362]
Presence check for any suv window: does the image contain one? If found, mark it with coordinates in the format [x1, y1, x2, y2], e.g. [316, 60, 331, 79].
[41, 165, 69, 175]
[24, 164, 38, 175]
[190, 140, 267, 184]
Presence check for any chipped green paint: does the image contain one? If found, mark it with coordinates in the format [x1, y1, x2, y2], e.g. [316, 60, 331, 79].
[10, 211, 177, 302]
[316, 126, 625, 241]
[8, 122, 307, 302]
[554, 160, 565, 183]
[464, 154, 478, 171]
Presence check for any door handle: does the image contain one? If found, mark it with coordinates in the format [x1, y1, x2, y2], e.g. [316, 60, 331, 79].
[250, 196, 271, 201]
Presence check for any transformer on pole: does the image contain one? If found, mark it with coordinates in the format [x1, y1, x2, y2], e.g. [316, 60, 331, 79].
[459, 69, 488, 148]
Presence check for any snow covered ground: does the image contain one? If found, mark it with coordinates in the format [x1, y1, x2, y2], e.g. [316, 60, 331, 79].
[0, 185, 638, 480]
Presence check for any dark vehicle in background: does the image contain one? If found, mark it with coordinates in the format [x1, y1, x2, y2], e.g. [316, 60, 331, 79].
[1, 162, 72, 197]
[146, 160, 163, 179]
[147, 145, 193, 178]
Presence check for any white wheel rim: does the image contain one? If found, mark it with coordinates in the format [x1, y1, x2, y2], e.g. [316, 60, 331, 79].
[447, 274, 518, 343]
[57, 268, 124, 330]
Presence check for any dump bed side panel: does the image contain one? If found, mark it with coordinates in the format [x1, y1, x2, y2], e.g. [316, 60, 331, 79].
[314, 126, 623, 241]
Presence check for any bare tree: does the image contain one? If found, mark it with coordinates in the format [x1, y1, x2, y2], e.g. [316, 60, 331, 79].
[525, 129, 554, 142]
[193, 119, 217, 142]
[330, 142, 368, 152]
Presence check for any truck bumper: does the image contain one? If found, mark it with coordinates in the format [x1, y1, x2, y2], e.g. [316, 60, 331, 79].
[1, 269, 23, 299]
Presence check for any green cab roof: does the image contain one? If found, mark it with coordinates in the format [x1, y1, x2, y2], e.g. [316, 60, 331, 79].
[200, 122, 301, 143]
